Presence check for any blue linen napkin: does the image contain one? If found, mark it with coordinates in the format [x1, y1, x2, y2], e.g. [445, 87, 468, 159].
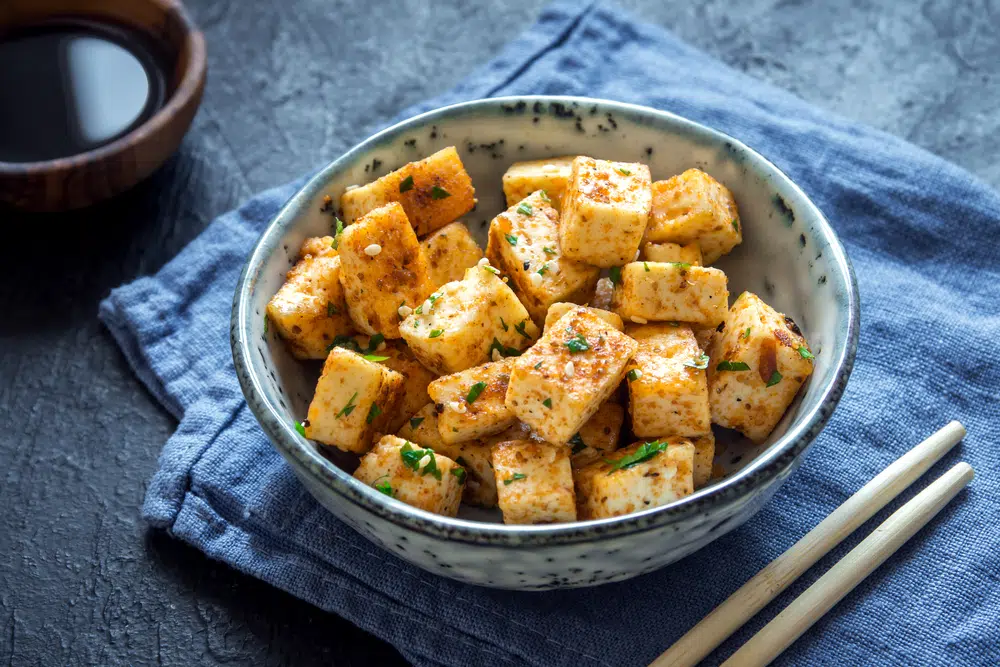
[100, 2, 1000, 665]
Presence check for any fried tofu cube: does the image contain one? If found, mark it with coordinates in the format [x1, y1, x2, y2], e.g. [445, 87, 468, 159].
[304, 348, 405, 454]
[421, 222, 483, 288]
[427, 359, 517, 443]
[397, 404, 497, 507]
[646, 169, 741, 264]
[266, 238, 353, 359]
[707, 292, 815, 442]
[505, 308, 637, 444]
[486, 190, 600, 324]
[624, 324, 711, 438]
[361, 337, 438, 433]
[400, 265, 539, 375]
[641, 241, 703, 266]
[502, 156, 575, 211]
[558, 157, 652, 268]
[543, 303, 623, 333]
[492, 440, 576, 524]
[590, 277, 614, 310]
[574, 438, 695, 519]
[690, 433, 715, 489]
[340, 146, 476, 237]
[338, 203, 433, 338]
[569, 402, 625, 468]
[611, 262, 728, 327]
[354, 435, 464, 516]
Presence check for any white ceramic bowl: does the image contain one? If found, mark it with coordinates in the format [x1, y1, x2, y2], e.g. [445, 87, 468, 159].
[231, 96, 859, 589]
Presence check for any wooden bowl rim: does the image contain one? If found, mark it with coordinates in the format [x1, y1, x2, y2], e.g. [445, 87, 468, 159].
[0, 0, 207, 176]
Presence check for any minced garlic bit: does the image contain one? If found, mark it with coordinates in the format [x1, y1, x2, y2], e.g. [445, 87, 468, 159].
[491, 348, 502, 362]
[630, 315, 648, 324]
[529, 272, 544, 287]
[398, 304, 413, 318]
[376, 341, 387, 352]
[364, 243, 382, 257]
[345, 184, 359, 191]
[449, 400, 468, 414]
[564, 361, 575, 377]
[477, 257, 491, 267]
[422, 299, 432, 312]
[418, 454, 432, 469]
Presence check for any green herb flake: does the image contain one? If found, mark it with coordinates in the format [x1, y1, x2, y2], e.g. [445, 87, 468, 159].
[505, 233, 518, 246]
[534, 361, 543, 370]
[332, 217, 345, 249]
[542, 398, 553, 408]
[327, 301, 340, 317]
[429, 329, 444, 338]
[499, 316, 509, 331]
[430, 185, 451, 199]
[517, 202, 533, 216]
[400, 443, 442, 480]
[684, 353, 710, 370]
[537, 264, 549, 276]
[514, 320, 532, 340]
[766, 370, 783, 387]
[366, 333, 385, 354]
[564, 332, 590, 354]
[399, 175, 414, 193]
[336, 392, 359, 419]
[627, 368, 642, 382]
[716, 360, 751, 371]
[362, 354, 390, 362]
[742, 327, 752, 340]
[543, 246, 557, 255]
[294, 421, 306, 437]
[569, 433, 587, 454]
[503, 473, 528, 485]
[539, 190, 551, 203]
[732, 218, 740, 233]
[409, 416, 425, 430]
[366, 403, 382, 424]
[605, 440, 667, 474]
[667, 321, 680, 327]
[670, 262, 692, 270]
[798, 346, 815, 360]
[374, 478, 394, 497]
[450, 467, 467, 484]
[643, 262, 650, 272]
[456, 456, 470, 468]
[616, 167, 632, 176]
[466, 381, 488, 404]
[609, 266, 622, 285]
[488, 337, 521, 359]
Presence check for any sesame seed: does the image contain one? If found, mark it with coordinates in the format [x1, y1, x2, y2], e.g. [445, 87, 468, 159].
[502, 276, 509, 283]
[491, 348, 502, 362]
[376, 342, 386, 352]
[422, 299, 432, 312]
[633, 250, 640, 261]
[529, 272, 543, 287]
[364, 244, 382, 257]
[398, 305, 413, 318]
[345, 184, 359, 191]
[449, 400, 468, 414]
[631, 315, 648, 324]
[418, 454, 432, 469]
[478, 257, 491, 267]
[564, 361, 575, 377]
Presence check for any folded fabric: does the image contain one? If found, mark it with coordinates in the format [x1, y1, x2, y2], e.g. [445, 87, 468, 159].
[99, 1, 1000, 665]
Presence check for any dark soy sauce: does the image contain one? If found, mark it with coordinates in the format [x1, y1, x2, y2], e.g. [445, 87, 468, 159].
[0, 18, 170, 163]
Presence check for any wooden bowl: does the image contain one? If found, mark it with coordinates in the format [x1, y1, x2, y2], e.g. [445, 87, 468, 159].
[0, 0, 206, 212]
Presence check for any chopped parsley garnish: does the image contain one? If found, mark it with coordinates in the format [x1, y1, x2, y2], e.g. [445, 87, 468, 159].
[716, 360, 751, 371]
[505, 233, 518, 246]
[430, 185, 450, 199]
[450, 467, 467, 484]
[569, 433, 587, 454]
[742, 327, 752, 340]
[400, 442, 442, 480]
[539, 190, 551, 203]
[534, 361, 542, 370]
[362, 354, 389, 362]
[466, 381, 487, 404]
[643, 262, 650, 272]
[499, 316, 509, 331]
[798, 346, 815, 360]
[374, 478, 395, 497]
[543, 246, 557, 255]
[684, 353, 710, 370]
[766, 370, 783, 387]
[294, 421, 306, 437]
[517, 202, 533, 216]
[542, 398, 553, 408]
[429, 329, 444, 338]
[336, 392, 359, 419]
[564, 332, 590, 354]
[670, 262, 692, 270]
[488, 337, 521, 358]
[503, 473, 528, 485]
[327, 333, 384, 355]
[667, 321, 680, 327]
[609, 266, 622, 285]
[366, 403, 382, 424]
[409, 416, 425, 430]
[399, 175, 414, 193]
[732, 218, 740, 233]
[605, 440, 667, 474]
[456, 456, 470, 468]
[514, 319, 531, 340]
[537, 264, 549, 276]
[327, 301, 340, 317]
[627, 369, 642, 381]
[332, 217, 345, 249]
[616, 167, 632, 176]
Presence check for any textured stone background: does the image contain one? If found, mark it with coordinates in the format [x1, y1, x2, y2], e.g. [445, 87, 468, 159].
[1, 0, 997, 664]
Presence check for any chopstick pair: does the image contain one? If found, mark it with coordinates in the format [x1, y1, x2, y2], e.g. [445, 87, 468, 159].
[651, 421, 972, 667]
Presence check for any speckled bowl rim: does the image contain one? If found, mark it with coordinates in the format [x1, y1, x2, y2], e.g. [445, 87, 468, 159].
[232, 95, 860, 547]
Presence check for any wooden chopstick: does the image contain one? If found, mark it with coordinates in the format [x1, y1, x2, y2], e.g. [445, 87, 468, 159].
[722, 461, 974, 667]
[650, 421, 966, 667]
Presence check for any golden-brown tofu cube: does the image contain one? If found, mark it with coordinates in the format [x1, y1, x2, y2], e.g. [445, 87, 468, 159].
[397, 404, 497, 507]
[505, 308, 637, 444]
[543, 303, 624, 333]
[486, 191, 600, 324]
[624, 324, 711, 438]
[574, 438, 695, 519]
[502, 156, 575, 211]
[421, 222, 483, 288]
[645, 169, 741, 264]
[340, 146, 476, 237]
[558, 156, 653, 268]
[492, 440, 576, 524]
[266, 238, 353, 359]
[427, 359, 517, 444]
[304, 348, 405, 454]
[400, 265, 539, 375]
[641, 241, 703, 266]
[707, 292, 815, 442]
[338, 202, 433, 338]
[569, 402, 625, 468]
[690, 433, 715, 489]
[611, 262, 728, 327]
[353, 435, 464, 516]
[355, 336, 438, 434]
